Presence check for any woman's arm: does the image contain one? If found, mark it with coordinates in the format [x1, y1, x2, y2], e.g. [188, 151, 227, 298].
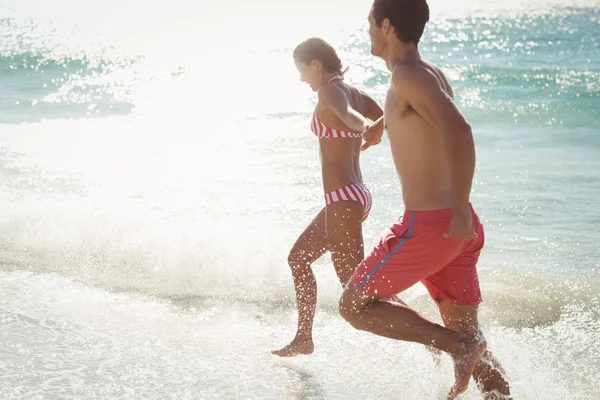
[317, 85, 369, 132]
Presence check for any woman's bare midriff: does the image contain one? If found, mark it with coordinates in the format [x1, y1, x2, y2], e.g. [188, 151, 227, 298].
[319, 138, 363, 193]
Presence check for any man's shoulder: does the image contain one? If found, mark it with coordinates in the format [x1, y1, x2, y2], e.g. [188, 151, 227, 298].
[392, 60, 438, 82]
[391, 60, 448, 97]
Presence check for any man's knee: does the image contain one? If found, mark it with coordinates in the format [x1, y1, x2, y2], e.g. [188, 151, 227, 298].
[338, 284, 369, 330]
[338, 293, 359, 327]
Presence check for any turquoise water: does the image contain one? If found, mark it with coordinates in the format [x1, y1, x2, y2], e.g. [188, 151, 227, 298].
[0, 0, 599, 398]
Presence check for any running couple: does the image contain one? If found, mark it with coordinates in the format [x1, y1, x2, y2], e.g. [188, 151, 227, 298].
[273, 0, 511, 399]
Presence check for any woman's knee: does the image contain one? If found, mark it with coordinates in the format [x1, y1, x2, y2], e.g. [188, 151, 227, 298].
[287, 248, 314, 272]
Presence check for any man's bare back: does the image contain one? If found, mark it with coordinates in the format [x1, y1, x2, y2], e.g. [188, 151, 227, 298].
[385, 58, 460, 211]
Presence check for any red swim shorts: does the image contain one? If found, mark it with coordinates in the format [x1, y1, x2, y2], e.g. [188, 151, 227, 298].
[352, 204, 484, 305]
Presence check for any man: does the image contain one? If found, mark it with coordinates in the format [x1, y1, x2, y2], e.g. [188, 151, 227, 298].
[339, 1, 511, 399]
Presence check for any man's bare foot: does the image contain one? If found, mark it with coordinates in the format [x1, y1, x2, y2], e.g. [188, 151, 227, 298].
[448, 339, 487, 400]
[271, 337, 314, 357]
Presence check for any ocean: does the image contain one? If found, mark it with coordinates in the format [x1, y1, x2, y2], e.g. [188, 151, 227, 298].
[0, 0, 599, 398]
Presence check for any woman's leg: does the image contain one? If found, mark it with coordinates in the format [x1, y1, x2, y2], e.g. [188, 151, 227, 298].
[325, 201, 365, 288]
[272, 208, 328, 357]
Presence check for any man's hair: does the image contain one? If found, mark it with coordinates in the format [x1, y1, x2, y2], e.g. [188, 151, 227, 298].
[293, 38, 343, 74]
[372, 0, 430, 45]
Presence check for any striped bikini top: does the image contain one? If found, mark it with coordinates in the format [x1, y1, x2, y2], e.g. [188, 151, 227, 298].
[311, 71, 362, 139]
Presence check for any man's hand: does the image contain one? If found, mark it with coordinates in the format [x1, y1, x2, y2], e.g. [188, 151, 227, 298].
[444, 208, 477, 241]
[361, 123, 384, 151]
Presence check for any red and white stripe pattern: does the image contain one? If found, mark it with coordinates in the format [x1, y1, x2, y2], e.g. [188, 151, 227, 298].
[311, 72, 363, 139]
[311, 112, 362, 139]
[325, 183, 373, 221]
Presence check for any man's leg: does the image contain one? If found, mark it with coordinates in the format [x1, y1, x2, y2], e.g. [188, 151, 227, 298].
[339, 282, 486, 398]
[437, 300, 511, 400]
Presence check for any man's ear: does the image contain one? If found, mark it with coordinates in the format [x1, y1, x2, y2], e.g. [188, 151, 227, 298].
[381, 18, 392, 36]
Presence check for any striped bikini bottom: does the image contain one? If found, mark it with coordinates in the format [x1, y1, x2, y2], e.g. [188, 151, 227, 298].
[324, 183, 372, 222]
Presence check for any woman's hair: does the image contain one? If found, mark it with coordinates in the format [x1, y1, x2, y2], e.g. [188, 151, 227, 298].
[293, 38, 343, 74]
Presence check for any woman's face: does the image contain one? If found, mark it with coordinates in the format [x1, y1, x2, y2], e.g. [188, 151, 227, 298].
[294, 59, 321, 92]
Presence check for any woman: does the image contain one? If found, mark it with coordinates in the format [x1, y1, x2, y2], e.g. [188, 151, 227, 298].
[272, 38, 384, 357]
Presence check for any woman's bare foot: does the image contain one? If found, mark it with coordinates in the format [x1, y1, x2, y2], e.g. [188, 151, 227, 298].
[448, 339, 487, 400]
[271, 336, 314, 357]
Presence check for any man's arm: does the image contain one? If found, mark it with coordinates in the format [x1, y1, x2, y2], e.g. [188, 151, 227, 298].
[392, 65, 475, 212]
[318, 84, 369, 133]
